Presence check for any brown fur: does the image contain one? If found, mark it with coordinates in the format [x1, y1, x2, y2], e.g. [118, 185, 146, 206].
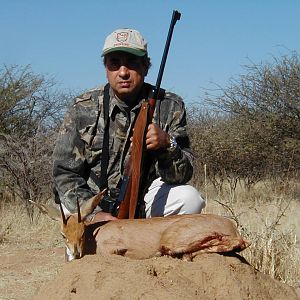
[31, 192, 250, 261]
[92, 214, 250, 260]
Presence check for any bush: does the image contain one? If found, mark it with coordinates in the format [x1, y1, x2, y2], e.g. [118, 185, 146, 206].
[188, 52, 300, 188]
[0, 65, 72, 221]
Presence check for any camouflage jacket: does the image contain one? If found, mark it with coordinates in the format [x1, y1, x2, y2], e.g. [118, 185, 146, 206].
[53, 83, 194, 212]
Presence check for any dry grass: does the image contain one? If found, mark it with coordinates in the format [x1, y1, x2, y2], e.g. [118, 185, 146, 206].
[0, 198, 62, 251]
[1, 180, 299, 290]
[203, 178, 300, 289]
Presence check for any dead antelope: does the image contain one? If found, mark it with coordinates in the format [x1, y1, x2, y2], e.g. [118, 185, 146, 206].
[31, 191, 250, 261]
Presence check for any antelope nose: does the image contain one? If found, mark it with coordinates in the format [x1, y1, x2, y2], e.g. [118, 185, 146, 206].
[65, 246, 75, 262]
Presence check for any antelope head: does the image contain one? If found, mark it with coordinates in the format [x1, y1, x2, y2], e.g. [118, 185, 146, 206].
[30, 190, 106, 261]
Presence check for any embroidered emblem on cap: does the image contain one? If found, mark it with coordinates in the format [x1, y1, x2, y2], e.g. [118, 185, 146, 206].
[116, 32, 129, 42]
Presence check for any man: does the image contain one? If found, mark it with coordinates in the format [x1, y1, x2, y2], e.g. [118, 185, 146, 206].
[53, 28, 205, 222]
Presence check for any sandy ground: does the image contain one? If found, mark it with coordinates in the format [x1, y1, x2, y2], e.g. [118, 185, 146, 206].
[0, 229, 299, 300]
[0, 246, 64, 300]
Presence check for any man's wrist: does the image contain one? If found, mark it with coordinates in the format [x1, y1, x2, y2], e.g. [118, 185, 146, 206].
[167, 135, 178, 151]
[157, 136, 182, 168]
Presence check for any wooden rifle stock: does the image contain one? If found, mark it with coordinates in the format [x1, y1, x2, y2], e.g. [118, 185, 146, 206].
[117, 10, 181, 219]
[117, 102, 149, 219]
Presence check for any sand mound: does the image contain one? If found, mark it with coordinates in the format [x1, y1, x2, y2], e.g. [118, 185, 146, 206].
[33, 253, 298, 300]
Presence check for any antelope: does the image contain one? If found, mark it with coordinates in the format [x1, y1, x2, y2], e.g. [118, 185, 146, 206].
[31, 191, 250, 261]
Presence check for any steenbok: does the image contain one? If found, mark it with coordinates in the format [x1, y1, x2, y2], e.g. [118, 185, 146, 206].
[31, 191, 250, 261]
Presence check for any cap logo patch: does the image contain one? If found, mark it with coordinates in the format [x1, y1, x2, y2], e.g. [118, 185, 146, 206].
[116, 32, 129, 42]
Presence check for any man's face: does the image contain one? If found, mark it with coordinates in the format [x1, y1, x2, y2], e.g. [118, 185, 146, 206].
[105, 51, 148, 103]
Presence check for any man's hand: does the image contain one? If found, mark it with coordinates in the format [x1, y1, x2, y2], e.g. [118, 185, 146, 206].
[145, 123, 170, 150]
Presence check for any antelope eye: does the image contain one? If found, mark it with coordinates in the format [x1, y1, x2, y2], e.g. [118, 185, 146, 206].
[61, 232, 66, 239]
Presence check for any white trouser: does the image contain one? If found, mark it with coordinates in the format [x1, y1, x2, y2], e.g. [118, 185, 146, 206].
[60, 178, 206, 218]
[144, 177, 206, 218]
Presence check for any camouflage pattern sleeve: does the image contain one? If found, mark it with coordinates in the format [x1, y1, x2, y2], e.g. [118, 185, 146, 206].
[52, 92, 100, 213]
[155, 92, 194, 184]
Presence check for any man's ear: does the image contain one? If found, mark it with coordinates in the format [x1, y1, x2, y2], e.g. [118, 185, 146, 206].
[143, 63, 149, 77]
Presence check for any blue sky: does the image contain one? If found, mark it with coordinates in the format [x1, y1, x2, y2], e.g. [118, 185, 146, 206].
[1, 0, 300, 104]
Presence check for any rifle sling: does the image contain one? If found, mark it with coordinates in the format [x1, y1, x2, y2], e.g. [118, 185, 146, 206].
[99, 83, 110, 191]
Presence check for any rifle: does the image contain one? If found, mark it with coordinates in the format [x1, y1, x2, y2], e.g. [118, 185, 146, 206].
[117, 10, 181, 219]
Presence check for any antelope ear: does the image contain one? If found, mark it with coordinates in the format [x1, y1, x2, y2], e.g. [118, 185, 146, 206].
[80, 190, 107, 219]
[30, 200, 62, 222]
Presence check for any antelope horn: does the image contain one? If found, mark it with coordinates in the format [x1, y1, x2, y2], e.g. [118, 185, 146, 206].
[77, 197, 82, 223]
[59, 202, 67, 225]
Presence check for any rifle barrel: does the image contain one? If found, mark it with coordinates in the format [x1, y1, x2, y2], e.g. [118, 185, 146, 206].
[153, 10, 181, 100]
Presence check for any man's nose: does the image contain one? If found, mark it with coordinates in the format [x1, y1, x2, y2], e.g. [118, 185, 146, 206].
[119, 65, 130, 77]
